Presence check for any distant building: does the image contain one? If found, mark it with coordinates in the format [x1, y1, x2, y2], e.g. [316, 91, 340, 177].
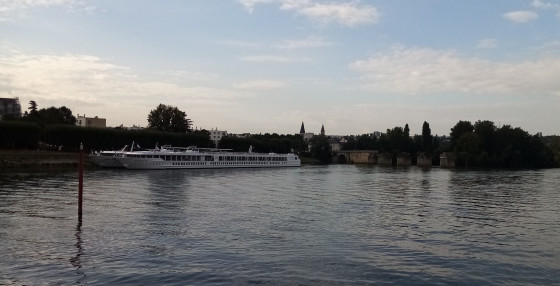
[329, 138, 341, 152]
[210, 128, 227, 147]
[298, 121, 315, 141]
[0, 97, 22, 119]
[372, 131, 382, 138]
[76, 114, 106, 128]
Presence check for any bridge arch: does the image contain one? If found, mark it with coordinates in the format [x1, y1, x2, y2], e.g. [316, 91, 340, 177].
[336, 153, 348, 164]
[331, 150, 378, 164]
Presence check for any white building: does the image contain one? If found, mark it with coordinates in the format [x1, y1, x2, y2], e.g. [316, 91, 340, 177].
[76, 114, 106, 128]
[210, 128, 227, 147]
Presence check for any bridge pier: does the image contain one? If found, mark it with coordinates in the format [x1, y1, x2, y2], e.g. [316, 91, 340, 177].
[332, 151, 455, 168]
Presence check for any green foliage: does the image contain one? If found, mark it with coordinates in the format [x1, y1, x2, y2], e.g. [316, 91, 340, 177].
[309, 135, 332, 163]
[421, 121, 433, 153]
[40, 125, 211, 152]
[341, 136, 356, 150]
[218, 133, 303, 154]
[20, 105, 76, 126]
[147, 104, 192, 133]
[546, 136, 560, 166]
[450, 120, 474, 147]
[343, 134, 378, 151]
[450, 121, 556, 168]
[40, 106, 76, 125]
[28, 101, 37, 112]
[454, 132, 481, 167]
[0, 121, 40, 149]
[383, 126, 413, 154]
[356, 134, 377, 150]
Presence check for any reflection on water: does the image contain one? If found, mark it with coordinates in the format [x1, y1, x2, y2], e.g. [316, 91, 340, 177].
[0, 166, 559, 285]
[69, 222, 86, 284]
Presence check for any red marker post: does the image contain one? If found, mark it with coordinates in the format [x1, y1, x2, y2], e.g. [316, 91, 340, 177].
[78, 142, 84, 222]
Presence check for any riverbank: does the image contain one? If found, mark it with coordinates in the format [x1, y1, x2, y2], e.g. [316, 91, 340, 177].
[0, 150, 95, 168]
[0, 149, 321, 168]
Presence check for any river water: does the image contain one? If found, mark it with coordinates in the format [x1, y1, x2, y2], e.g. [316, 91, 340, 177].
[0, 165, 559, 285]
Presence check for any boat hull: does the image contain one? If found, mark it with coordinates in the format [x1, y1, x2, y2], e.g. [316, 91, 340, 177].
[89, 154, 124, 168]
[114, 147, 301, 170]
[117, 157, 300, 170]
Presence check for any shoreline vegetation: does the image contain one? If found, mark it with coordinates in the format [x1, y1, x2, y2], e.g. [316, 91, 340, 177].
[0, 150, 95, 169]
[0, 150, 323, 169]
[1, 107, 559, 168]
[0, 149, 556, 170]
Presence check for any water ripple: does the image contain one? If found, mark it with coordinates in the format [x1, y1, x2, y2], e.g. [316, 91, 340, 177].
[0, 166, 559, 285]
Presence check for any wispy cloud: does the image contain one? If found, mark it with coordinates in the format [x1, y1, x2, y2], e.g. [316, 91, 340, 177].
[238, 0, 274, 14]
[349, 46, 560, 96]
[240, 54, 309, 63]
[532, 0, 560, 10]
[0, 0, 94, 20]
[530, 40, 560, 56]
[275, 37, 335, 50]
[233, 80, 286, 90]
[476, 38, 498, 49]
[0, 51, 251, 126]
[503, 10, 538, 23]
[280, 1, 379, 26]
[0, 0, 76, 11]
[238, 0, 379, 27]
[217, 40, 262, 49]
[531, 0, 560, 17]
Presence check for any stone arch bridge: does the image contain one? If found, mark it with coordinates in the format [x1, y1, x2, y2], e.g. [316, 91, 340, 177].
[332, 150, 378, 164]
[332, 150, 456, 167]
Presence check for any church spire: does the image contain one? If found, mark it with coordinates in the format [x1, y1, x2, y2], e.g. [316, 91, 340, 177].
[300, 121, 305, 134]
[320, 124, 325, 136]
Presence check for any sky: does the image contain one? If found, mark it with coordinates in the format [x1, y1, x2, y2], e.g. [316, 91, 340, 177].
[1, 0, 559, 136]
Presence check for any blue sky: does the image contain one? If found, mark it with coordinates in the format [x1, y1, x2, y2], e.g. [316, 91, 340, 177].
[1, 0, 559, 136]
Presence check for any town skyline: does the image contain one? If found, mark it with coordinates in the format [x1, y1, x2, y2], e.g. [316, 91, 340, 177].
[1, 1, 559, 136]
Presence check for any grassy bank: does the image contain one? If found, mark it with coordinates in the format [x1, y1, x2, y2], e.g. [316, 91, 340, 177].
[0, 150, 95, 168]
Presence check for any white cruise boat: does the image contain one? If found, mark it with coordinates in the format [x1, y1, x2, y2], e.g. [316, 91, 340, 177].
[90, 142, 145, 168]
[90, 150, 126, 168]
[114, 145, 301, 170]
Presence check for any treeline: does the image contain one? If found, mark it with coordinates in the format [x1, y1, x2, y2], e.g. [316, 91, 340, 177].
[450, 120, 556, 168]
[219, 133, 305, 154]
[342, 120, 559, 168]
[0, 121, 212, 151]
[342, 122, 441, 164]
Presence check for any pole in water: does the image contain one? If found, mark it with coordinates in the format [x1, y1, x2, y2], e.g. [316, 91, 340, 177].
[78, 142, 84, 222]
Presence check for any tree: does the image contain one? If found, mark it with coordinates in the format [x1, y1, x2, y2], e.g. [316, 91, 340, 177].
[454, 132, 481, 167]
[147, 104, 192, 133]
[356, 134, 377, 150]
[342, 136, 356, 150]
[450, 120, 474, 148]
[474, 120, 496, 156]
[385, 126, 413, 154]
[309, 135, 332, 163]
[37, 106, 76, 125]
[421, 121, 433, 153]
[20, 104, 76, 126]
[28, 101, 38, 113]
[404, 123, 410, 138]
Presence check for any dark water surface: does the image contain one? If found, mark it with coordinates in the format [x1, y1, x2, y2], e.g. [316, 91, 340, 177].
[1, 166, 559, 285]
